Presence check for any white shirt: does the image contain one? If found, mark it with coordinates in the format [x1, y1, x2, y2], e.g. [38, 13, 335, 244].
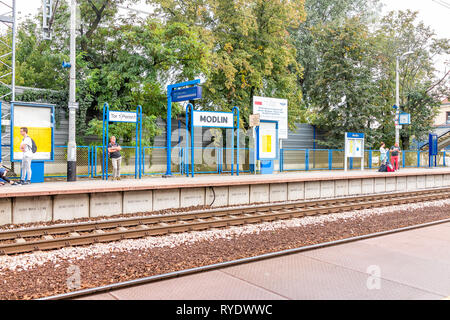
[21, 136, 33, 158]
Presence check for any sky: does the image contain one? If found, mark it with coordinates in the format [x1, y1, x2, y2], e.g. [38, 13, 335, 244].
[13, 0, 450, 35]
[9, 0, 450, 73]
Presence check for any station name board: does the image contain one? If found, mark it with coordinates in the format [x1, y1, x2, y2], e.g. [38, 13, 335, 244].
[192, 111, 234, 128]
[109, 111, 137, 123]
[172, 86, 203, 103]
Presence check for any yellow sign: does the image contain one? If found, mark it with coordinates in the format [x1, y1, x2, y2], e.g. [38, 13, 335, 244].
[12, 104, 53, 161]
[13, 127, 52, 153]
[262, 135, 272, 153]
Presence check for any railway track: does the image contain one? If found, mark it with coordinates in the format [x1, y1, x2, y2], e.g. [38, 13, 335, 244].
[2, 187, 450, 255]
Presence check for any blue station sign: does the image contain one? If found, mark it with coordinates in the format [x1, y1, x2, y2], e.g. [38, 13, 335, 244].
[171, 86, 202, 102]
[346, 132, 365, 139]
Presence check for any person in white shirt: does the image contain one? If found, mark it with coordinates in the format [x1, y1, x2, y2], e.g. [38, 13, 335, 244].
[19, 127, 33, 185]
[379, 142, 387, 166]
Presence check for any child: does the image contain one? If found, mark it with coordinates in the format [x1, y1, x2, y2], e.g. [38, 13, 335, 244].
[379, 142, 387, 165]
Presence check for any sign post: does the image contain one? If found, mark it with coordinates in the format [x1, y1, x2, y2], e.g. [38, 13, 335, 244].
[249, 114, 260, 174]
[102, 103, 143, 180]
[344, 132, 365, 172]
[164, 79, 202, 178]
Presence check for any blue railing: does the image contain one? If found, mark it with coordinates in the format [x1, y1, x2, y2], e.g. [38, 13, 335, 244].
[2, 145, 447, 178]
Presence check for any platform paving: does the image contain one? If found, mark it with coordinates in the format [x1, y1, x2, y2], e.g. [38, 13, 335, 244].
[80, 222, 450, 300]
[1, 167, 449, 199]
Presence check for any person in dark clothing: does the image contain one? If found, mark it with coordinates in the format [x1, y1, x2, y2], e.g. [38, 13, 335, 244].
[390, 143, 401, 171]
[108, 136, 122, 180]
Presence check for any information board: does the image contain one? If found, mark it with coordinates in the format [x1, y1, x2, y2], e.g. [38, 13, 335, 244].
[344, 132, 365, 171]
[253, 96, 288, 139]
[11, 103, 54, 161]
[399, 113, 411, 125]
[257, 120, 278, 160]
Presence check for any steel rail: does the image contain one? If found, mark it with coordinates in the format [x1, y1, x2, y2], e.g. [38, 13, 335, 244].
[40, 212, 450, 300]
[0, 187, 449, 255]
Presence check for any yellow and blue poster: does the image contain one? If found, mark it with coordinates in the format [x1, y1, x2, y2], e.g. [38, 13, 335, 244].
[12, 103, 54, 161]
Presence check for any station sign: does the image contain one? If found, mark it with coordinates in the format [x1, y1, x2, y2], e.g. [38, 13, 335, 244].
[109, 111, 137, 123]
[192, 110, 234, 128]
[171, 86, 202, 102]
[399, 113, 411, 125]
[344, 132, 365, 172]
[253, 96, 288, 139]
[345, 132, 364, 158]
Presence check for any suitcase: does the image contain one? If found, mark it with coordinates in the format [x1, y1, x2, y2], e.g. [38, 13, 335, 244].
[387, 164, 395, 172]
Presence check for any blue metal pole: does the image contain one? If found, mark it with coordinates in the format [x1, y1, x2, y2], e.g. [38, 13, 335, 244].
[105, 104, 109, 180]
[190, 104, 194, 178]
[305, 149, 309, 171]
[232, 106, 239, 176]
[102, 103, 108, 180]
[328, 150, 332, 170]
[1, 101, 2, 161]
[417, 150, 420, 167]
[165, 85, 173, 176]
[231, 124, 235, 176]
[281, 148, 283, 172]
[185, 105, 189, 177]
[140, 106, 143, 178]
[402, 150, 405, 168]
[135, 106, 138, 179]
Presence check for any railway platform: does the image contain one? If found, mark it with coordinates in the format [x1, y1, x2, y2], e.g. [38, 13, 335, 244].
[1, 167, 450, 225]
[79, 221, 450, 300]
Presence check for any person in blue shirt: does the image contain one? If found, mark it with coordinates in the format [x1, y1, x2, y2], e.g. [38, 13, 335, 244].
[0, 165, 16, 186]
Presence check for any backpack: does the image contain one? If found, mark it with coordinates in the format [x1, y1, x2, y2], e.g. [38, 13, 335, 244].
[31, 138, 37, 153]
[387, 163, 395, 172]
[24, 137, 37, 153]
[22, 137, 37, 153]
[378, 164, 387, 172]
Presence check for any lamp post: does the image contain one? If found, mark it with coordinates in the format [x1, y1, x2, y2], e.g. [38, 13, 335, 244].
[395, 51, 414, 145]
[67, 0, 77, 181]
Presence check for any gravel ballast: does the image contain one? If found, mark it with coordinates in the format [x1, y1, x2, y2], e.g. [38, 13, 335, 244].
[1, 199, 450, 299]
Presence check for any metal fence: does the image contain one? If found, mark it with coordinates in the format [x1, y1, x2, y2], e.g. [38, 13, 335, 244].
[281, 149, 448, 172]
[6, 146, 449, 179]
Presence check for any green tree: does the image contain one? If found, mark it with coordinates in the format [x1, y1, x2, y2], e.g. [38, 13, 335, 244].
[8, 0, 210, 146]
[306, 17, 380, 148]
[374, 10, 450, 149]
[153, 0, 307, 130]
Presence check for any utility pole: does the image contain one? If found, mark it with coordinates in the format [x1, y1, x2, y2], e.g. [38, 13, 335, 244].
[67, 0, 77, 181]
[395, 51, 414, 145]
[395, 56, 400, 145]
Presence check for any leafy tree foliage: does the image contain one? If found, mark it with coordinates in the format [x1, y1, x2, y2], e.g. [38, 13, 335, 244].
[0, 0, 448, 152]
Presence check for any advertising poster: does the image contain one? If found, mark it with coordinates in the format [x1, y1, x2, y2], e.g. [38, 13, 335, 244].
[258, 121, 278, 160]
[12, 104, 53, 161]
